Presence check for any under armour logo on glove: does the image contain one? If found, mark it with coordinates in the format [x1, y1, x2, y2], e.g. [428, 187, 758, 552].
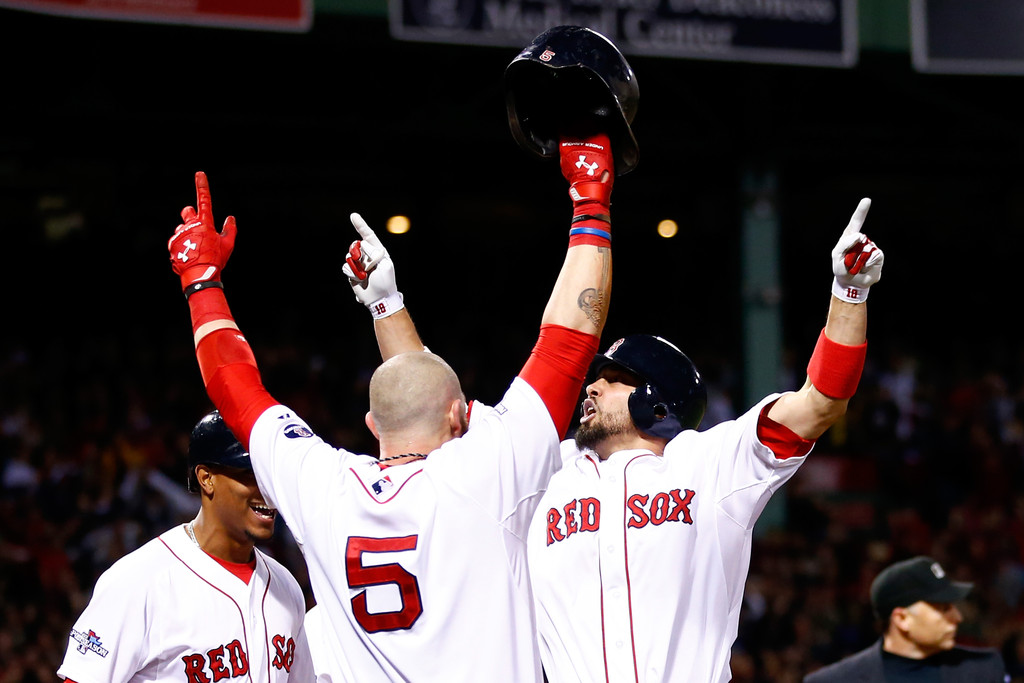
[575, 156, 599, 176]
[168, 172, 237, 291]
[177, 239, 197, 263]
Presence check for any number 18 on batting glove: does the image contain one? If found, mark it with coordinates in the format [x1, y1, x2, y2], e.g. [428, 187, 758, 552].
[342, 213, 405, 319]
[831, 198, 884, 303]
[560, 130, 614, 248]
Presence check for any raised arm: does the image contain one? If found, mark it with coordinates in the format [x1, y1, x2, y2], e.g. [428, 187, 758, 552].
[167, 171, 276, 448]
[342, 141, 614, 379]
[341, 213, 427, 361]
[767, 198, 883, 439]
[513, 127, 616, 437]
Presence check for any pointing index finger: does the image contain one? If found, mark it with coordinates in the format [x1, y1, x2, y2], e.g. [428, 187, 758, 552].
[350, 213, 376, 240]
[842, 198, 872, 236]
[195, 171, 214, 228]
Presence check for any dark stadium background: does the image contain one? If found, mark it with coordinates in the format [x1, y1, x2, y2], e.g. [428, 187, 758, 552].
[3, 2, 1024, 681]
[4, 1, 1020, 399]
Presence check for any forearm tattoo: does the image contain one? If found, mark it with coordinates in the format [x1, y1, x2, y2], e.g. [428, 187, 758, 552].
[577, 246, 611, 326]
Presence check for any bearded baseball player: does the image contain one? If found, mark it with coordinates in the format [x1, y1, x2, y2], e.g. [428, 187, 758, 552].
[525, 198, 884, 683]
[164, 109, 616, 682]
[57, 410, 312, 683]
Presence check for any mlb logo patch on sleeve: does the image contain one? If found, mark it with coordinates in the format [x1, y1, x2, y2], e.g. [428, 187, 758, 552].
[71, 628, 109, 657]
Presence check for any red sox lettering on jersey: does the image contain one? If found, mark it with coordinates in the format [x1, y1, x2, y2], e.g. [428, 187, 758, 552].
[57, 527, 312, 683]
[545, 488, 696, 545]
[180, 635, 297, 683]
[529, 397, 808, 683]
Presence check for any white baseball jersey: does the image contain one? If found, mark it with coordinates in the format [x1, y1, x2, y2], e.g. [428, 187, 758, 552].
[528, 393, 808, 683]
[248, 376, 560, 682]
[304, 605, 333, 683]
[57, 524, 313, 683]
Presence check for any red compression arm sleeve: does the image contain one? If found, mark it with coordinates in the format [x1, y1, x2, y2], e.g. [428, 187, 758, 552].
[519, 324, 600, 437]
[188, 288, 276, 448]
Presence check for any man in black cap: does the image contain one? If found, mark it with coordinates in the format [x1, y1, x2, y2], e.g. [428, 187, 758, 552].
[804, 555, 1009, 682]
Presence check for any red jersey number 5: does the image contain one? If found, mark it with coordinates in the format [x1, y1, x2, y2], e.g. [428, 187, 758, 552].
[346, 536, 423, 632]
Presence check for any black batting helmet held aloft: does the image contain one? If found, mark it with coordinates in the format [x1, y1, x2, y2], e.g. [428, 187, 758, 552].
[504, 25, 640, 175]
[589, 335, 706, 440]
[187, 410, 251, 493]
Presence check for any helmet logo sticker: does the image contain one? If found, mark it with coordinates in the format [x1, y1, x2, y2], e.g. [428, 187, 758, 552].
[539, 49, 555, 62]
[606, 338, 625, 355]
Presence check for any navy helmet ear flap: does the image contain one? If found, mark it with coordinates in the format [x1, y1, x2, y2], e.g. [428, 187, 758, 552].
[628, 384, 685, 440]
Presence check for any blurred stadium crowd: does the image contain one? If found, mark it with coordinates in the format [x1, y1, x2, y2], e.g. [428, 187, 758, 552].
[3, 327, 1024, 682]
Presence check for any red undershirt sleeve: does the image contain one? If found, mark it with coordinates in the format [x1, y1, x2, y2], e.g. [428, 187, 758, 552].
[519, 324, 600, 437]
[757, 399, 815, 460]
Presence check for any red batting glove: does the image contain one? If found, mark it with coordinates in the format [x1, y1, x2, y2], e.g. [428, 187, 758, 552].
[168, 171, 237, 293]
[560, 131, 614, 247]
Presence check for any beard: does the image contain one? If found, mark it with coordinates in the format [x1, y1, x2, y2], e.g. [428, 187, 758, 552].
[575, 408, 634, 451]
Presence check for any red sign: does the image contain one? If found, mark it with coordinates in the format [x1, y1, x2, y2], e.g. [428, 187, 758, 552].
[0, 0, 312, 32]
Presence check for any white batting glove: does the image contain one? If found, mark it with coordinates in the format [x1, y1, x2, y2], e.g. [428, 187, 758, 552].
[342, 213, 405, 319]
[831, 198, 883, 303]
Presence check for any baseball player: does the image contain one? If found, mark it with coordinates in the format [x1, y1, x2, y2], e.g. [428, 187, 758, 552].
[57, 410, 313, 683]
[526, 198, 885, 683]
[164, 117, 615, 681]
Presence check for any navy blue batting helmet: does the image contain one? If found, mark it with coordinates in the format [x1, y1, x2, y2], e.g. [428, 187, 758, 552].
[187, 410, 251, 493]
[504, 25, 640, 175]
[589, 335, 706, 440]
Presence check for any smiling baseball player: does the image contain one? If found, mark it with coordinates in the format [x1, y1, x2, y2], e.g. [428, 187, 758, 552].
[57, 411, 312, 683]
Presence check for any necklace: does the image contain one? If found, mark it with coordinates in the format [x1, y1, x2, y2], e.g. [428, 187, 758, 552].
[377, 453, 427, 463]
[186, 520, 200, 548]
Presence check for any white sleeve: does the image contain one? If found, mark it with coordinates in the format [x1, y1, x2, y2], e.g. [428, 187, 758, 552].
[559, 438, 584, 465]
[57, 558, 152, 683]
[248, 405, 369, 548]
[692, 393, 808, 530]
[426, 377, 561, 535]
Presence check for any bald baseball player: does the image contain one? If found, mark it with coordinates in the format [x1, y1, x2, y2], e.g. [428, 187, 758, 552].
[57, 410, 313, 683]
[165, 123, 615, 680]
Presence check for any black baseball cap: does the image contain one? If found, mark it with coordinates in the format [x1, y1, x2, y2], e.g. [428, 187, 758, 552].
[870, 556, 973, 619]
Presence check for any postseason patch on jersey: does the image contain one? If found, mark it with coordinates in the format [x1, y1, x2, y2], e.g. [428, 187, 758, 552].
[70, 628, 109, 658]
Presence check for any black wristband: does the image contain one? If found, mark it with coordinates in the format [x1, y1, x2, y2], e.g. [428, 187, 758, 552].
[184, 280, 223, 300]
[571, 213, 611, 225]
